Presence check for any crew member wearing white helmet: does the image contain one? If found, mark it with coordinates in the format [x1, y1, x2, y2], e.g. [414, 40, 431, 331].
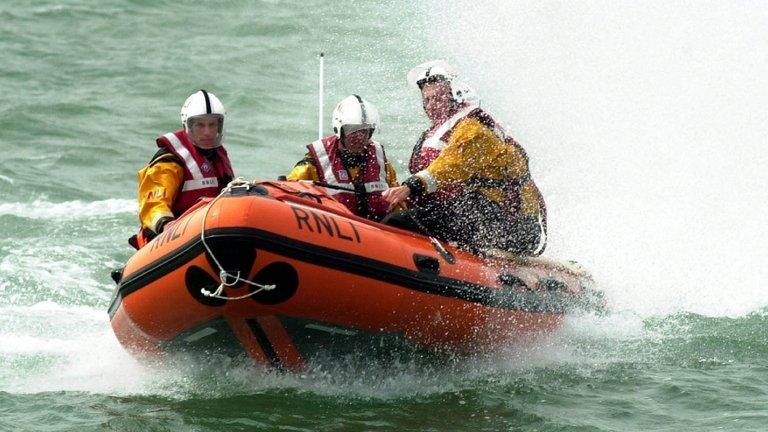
[130, 89, 234, 249]
[286, 95, 400, 221]
[382, 61, 547, 256]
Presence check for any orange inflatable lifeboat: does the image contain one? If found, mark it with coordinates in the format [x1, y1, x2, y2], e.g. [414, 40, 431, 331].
[109, 180, 602, 371]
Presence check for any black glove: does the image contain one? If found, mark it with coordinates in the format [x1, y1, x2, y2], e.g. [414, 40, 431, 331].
[155, 216, 174, 234]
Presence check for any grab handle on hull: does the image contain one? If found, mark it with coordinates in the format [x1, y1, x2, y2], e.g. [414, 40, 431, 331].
[413, 254, 440, 274]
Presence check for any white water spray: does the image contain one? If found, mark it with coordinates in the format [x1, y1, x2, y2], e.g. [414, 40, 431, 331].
[420, 1, 768, 317]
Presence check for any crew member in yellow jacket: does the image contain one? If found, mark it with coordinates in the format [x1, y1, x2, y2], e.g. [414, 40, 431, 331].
[130, 90, 234, 250]
[382, 61, 547, 256]
[287, 95, 401, 221]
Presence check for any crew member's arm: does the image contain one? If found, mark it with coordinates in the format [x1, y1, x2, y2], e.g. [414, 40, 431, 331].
[411, 117, 526, 193]
[383, 118, 528, 205]
[384, 118, 526, 205]
[286, 153, 320, 181]
[383, 160, 407, 211]
[137, 152, 183, 234]
[384, 160, 400, 187]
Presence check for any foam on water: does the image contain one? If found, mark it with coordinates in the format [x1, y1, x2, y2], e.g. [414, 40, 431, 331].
[0, 300, 461, 399]
[0, 241, 118, 308]
[0, 300, 601, 399]
[0, 301, 151, 394]
[0, 198, 135, 220]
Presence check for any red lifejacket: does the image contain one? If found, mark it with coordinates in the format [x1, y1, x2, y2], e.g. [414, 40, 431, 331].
[156, 129, 234, 216]
[307, 135, 390, 221]
[408, 106, 547, 228]
[130, 130, 234, 250]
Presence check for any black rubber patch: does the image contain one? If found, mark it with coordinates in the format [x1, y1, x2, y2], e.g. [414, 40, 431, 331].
[226, 184, 269, 197]
[110, 267, 123, 284]
[185, 265, 227, 307]
[539, 278, 567, 292]
[498, 273, 529, 290]
[249, 262, 299, 305]
[203, 238, 257, 290]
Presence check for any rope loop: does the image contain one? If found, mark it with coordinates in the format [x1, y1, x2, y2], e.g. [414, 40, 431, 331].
[198, 178, 276, 300]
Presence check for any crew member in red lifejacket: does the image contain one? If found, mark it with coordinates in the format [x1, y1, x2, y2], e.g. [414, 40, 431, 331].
[286, 95, 401, 221]
[382, 61, 547, 256]
[129, 89, 234, 250]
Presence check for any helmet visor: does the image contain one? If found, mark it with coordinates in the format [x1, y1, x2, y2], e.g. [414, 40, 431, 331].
[187, 114, 224, 132]
[341, 123, 374, 136]
[187, 114, 224, 148]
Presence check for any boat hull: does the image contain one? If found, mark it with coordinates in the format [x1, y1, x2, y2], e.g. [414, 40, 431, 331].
[109, 181, 598, 370]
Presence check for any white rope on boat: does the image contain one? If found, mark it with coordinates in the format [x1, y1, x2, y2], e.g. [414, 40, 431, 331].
[199, 177, 276, 300]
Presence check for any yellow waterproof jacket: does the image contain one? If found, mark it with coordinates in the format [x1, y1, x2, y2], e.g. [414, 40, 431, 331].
[136, 150, 183, 233]
[287, 152, 400, 188]
[405, 117, 543, 218]
[288, 152, 405, 215]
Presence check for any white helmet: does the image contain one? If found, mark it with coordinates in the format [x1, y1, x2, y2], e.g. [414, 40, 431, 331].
[332, 95, 380, 139]
[406, 60, 478, 105]
[180, 89, 226, 147]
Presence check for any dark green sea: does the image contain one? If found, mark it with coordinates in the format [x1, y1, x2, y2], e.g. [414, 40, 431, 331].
[1, 1, 767, 430]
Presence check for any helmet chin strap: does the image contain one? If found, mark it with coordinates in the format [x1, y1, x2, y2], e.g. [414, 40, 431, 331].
[194, 143, 222, 150]
[338, 137, 353, 153]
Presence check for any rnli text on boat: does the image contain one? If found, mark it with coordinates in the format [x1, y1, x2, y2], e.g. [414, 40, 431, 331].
[290, 206, 361, 243]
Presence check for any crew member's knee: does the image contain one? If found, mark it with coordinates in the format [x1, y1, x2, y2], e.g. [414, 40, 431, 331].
[503, 215, 545, 256]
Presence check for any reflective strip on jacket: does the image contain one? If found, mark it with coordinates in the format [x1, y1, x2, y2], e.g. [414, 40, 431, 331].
[306, 135, 391, 220]
[155, 129, 233, 216]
